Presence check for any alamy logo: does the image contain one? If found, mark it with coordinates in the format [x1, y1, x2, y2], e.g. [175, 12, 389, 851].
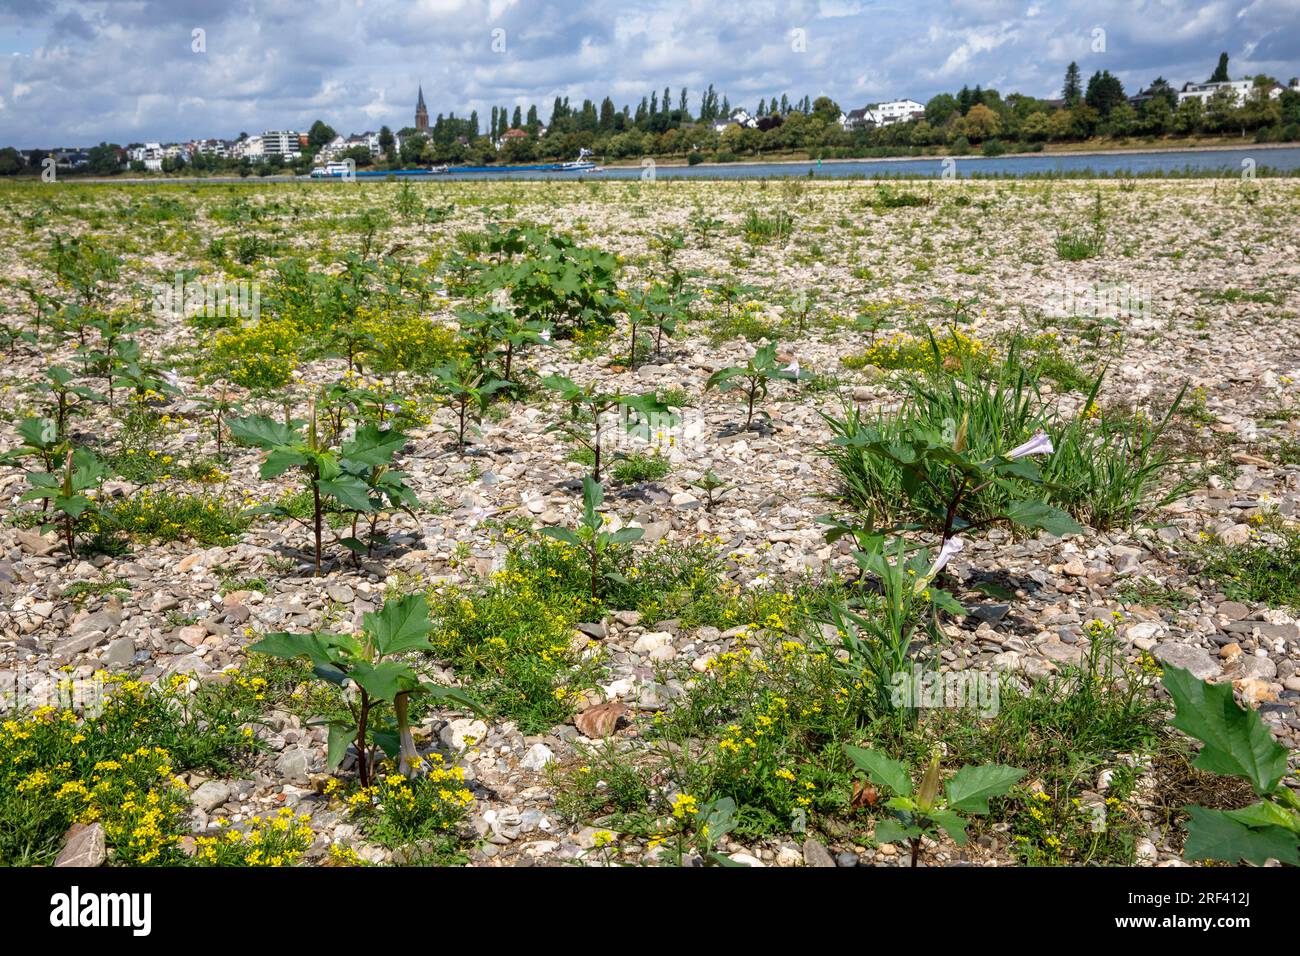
[49, 886, 152, 936]
[151, 273, 260, 323]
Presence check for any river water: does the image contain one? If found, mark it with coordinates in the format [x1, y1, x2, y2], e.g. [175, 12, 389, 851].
[409, 145, 1300, 181]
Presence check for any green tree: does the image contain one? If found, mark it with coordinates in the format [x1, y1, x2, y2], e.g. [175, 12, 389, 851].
[811, 95, 841, 125]
[1210, 52, 1230, 83]
[0, 146, 22, 175]
[377, 126, 396, 163]
[308, 120, 337, 151]
[1085, 70, 1127, 116]
[1063, 61, 1082, 106]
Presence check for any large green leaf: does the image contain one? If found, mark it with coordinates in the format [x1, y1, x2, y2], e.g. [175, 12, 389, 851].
[844, 745, 913, 796]
[1225, 800, 1300, 832]
[1182, 805, 1299, 866]
[945, 764, 1025, 814]
[261, 448, 310, 479]
[342, 424, 407, 467]
[364, 593, 434, 656]
[326, 722, 355, 770]
[350, 659, 418, 702]
[318, 474, 372, 511]
[539, 526, 582, 547]
[1004, 499, 1083, 537]
[1162, 665, 1288, 795]
[928, 808, 969, 845]
[228, 414, 298, 450]
[248, 631, 322, 661]
[872, 818, 918, 844]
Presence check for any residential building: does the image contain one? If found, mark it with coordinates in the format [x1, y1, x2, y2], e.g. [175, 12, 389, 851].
[839, 99, 925, 130]
[1177, 80, 1284, 106]
[713, 108, 757, 133]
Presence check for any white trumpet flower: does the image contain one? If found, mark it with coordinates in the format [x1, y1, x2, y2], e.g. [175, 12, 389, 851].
[916, 536, 964, 594]
[1006, 429, 1054, 459]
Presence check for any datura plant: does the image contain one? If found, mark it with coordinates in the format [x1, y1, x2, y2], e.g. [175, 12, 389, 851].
[1162, 665, 1300, 866]
[250, 594, 479, 788]
[541, 374, 676, 482]
[823, 416, 1083, 544]
[705, 342, 807, 429]
[21, 447, 106, 558]
[845, 745, 1024, 867]
[540, 476, 643, 601]
[229, 404, 409, 574]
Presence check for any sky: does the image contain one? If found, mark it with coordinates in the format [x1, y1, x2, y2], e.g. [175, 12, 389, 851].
[0, 0, 1297, 147]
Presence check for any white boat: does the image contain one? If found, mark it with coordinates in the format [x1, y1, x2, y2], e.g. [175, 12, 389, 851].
[556, 148, 599, 172]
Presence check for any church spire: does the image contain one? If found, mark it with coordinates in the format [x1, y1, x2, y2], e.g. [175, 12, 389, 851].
[415, 85, 429, 131]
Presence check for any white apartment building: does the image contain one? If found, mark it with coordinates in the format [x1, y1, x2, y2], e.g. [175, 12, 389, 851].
[316, 131, 401, 162]
[840, 99, 926, 130]
[1177, 80, 1284, 106]
[260, 130, 304, 158]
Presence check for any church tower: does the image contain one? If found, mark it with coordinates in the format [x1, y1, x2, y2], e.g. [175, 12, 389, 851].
[415, 86, 429, 131]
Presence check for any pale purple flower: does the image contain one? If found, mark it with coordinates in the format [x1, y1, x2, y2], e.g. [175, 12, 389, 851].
[783, 359, 800, 376]
[160, 369, 183, 391]
[538, 328, 552, 343]
[917, 536, 964, 593]
[1006, 430, 1054, 459]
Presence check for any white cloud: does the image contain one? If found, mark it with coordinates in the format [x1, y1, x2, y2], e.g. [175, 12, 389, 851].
[0, 0, 1296, 145]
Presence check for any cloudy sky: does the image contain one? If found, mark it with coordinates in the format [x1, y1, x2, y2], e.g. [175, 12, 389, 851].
[1, 0, 1297, 147]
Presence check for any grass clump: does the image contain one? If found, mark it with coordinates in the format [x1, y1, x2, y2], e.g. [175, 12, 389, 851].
[99, 489, 249, 545]
[1197, 522, 1300, 609]
[611, 451, 671, 484]
[823, 343, 1190, 532]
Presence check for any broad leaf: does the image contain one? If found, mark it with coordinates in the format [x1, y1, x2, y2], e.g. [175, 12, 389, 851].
[1182, 805, 1299, 866]
[945, 764, 1025, 814]
[1162, 665, 1288, 795]
[928, 808, 969, 845]
[364, 594, 434, 656]
[228, 414, 298, 450]
[318, 474, 372, 511]
[349, 659, 418, 702]
[342, 424, 407, 467]
[539, 526, 583, 547]
[1004, 499, 1083, 537]
[872, 818, 916, 844]
[844, 745, 913, 796]
[326, 722, 355, 770]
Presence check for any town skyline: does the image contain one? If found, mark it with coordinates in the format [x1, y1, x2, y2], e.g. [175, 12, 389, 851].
[2, 0, 1298, 148]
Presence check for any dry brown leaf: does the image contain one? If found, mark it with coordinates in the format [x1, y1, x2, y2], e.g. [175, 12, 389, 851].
[575, 701, 629, 739]
[851, 780, 880, 809]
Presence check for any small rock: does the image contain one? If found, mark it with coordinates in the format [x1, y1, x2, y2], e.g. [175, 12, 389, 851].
[54, 823, 106, 867]
[520, 743, 555, 772]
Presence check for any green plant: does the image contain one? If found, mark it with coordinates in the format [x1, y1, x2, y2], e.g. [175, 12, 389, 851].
[249, 593, 477, 788]
[192, 809, 315, 867]
[228, 407, 407, 574]
[611, 450, 670, 484]
[1162, 666, 1299, 865]
[35, 365, 102, 442]
[689, 469, 732, 512]
[542, 374, 675, 481]
[541, 477, 643, 601]
[705, 343, 806, 429]
[821, 408, 1081, 544]
[815, 537, 966, 719]
[1197, 523, 1300, 609]
[845, 746, 1024, 866]
[21, 448, 107, 558]
[430, 359, 507, 452]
